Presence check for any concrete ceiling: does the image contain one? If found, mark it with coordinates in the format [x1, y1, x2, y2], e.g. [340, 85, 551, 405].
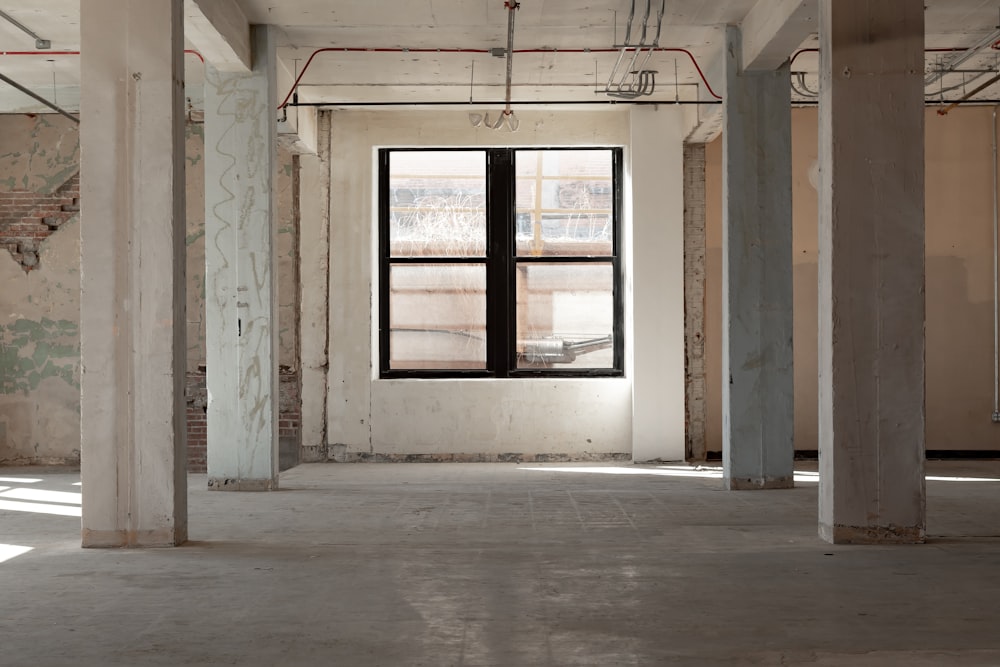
[0, 0, 999, 114]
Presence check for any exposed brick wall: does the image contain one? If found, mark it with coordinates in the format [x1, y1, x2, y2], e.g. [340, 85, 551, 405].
[278, 372, 301, 453]
[0, 173, 80, 271]
[186, 380, 208, 471]
[185, 369, 300, 473]
[683, 144, 708, 461]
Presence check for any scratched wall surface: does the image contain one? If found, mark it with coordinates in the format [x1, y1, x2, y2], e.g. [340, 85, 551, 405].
[203, 39, 283, 486]
[0, 114, 297, 464]
[185, 122, 298, 371]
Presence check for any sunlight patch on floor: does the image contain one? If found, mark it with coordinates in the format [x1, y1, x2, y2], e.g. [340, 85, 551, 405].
[0, 544, 33, 564]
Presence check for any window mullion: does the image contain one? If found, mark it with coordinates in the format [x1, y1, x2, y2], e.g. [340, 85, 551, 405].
[613, 147, 624, 371]
[486, 148, 514, 377]
[378, 149, 391, 376]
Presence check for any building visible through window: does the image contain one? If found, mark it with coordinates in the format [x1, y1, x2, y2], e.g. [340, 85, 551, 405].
[378, 147, 623, 378]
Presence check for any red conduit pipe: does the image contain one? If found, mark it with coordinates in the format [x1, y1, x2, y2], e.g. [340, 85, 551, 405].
[279, 47, 484, 109]
[278, 44, 1000, 109]
[276, 46, 723, 109]
[790, 46, 974, 70]
[0, 49, 205, 61]
[0, 50, 81, 56]
[2, 46, 985, 107]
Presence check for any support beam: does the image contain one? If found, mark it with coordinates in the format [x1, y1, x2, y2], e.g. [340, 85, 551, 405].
[184, 0, 251, 72]
[683, 144, 708, 461]
[722, 26, 794, 490]
[818, 0, 926, 544]
[685, 52, 724, 143]
[205, 25, 280, 491]
[687, 0, 816, 142]
[298, 112, 331, 462]
[279, 104, 319, 156]
[80, 0, 187, 547]
[741, 0, 817, 71]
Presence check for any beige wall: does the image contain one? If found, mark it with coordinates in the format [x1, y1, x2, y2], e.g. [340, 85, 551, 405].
[706, 106, 1000, 453]
[0, 115, 297, 464]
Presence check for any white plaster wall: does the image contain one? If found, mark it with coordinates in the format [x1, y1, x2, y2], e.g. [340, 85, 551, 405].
[629, 107, 687, 462]
[370, 379, 631, 455]
[326, 109, 652, 458]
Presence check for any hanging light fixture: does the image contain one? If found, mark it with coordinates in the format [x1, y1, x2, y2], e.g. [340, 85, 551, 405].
[470, 1, 520, 132]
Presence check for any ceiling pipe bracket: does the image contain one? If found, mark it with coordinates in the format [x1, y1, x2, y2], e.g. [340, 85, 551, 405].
[0, 10, 50, 50]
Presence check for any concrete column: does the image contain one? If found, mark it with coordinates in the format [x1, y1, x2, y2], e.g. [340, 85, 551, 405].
[298, 112, 331, 462]
[204, 25, 279, 491]
[818, 0, 926, 544]
[721, 26, 794, 490]
[629, 107, 687, 462]
[683, 143, 708, 461]
[79, 0, 187, 546]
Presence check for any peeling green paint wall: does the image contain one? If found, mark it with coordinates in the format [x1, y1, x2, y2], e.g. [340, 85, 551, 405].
[0, 318, 79, 394]
[0, 114, 300, 464]
[0, 114, 80, 193]
[0, 115, 81, 464]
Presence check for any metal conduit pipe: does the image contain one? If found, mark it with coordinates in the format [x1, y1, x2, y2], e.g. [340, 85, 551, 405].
[622, 0, 636, 48]
[993, 106, 1000, 422]
[0, 71, 77, 122]
[925, 28, 1000, 87]
[638, 0, 652, 46]
[0, 9, 50, 49]
[652, 0, 666, 46]
[936, 72, 1000, 115]
[0, 50, 202, 118]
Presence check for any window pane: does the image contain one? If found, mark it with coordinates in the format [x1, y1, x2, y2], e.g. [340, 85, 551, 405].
[515, 150, 613, 257]
[389, 264, 486, 370]
[515, 263, 615, 369]
[389, 151, 486, 257]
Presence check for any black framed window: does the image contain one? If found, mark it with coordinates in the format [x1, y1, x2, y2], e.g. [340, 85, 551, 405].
[379, 147, 623, 378]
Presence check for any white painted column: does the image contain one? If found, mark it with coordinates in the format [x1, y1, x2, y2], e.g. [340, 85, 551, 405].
[326, 112, 373, 458]
[818, 0, 926, 543]
[205, 25, 280, 491]
[298, 112, 331, 462]
[721, 26, 795, 490]
[629, 107, 686, 462]
[79, 0, 187, 546]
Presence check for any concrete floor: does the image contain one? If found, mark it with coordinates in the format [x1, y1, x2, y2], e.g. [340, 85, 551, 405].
[2, 462, 1000, 666]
